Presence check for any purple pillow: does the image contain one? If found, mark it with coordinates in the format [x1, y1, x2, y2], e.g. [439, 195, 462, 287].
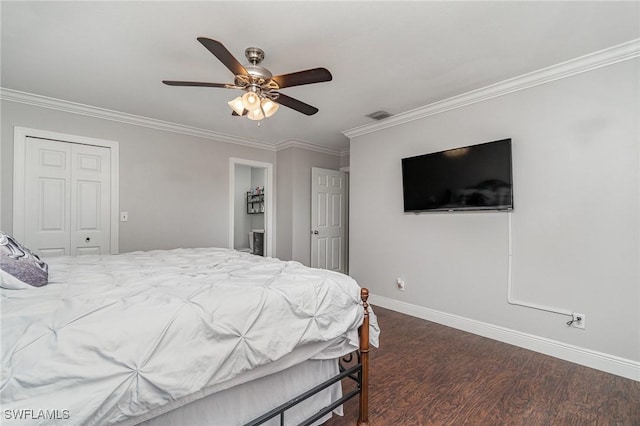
[0, 232, 48, 287]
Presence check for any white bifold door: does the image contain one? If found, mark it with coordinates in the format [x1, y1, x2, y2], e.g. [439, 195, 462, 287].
[311, 167, 346, 273]
[23, 137, 111, 257]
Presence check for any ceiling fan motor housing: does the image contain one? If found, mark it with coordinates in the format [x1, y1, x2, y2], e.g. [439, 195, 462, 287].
[245, 47, 265, 65]
[243, 47, 280, 91]
[244, 65, 272, 81]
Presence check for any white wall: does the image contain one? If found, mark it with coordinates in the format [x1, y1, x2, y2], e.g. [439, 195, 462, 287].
[1, 101, 276, 252]
[250, 167, 265, 231]
[233, 165, 265, 250]
[349, 59, 639, 366]
[233, 165, 252, 250]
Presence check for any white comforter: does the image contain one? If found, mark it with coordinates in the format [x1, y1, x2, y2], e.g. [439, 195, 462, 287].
[1, 248, 375, 425]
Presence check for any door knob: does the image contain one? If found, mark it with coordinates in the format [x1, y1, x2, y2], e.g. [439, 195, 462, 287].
[85, 237, 91, 242]
[312, 230, 319, 235]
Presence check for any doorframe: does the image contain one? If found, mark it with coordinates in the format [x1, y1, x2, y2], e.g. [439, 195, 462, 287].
[13, 126, 120, 253]
[228, 158, 274, 257]
[340, 166, 350, 274]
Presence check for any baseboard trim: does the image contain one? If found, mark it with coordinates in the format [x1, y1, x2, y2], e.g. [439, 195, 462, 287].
[369, 294, 640, 382]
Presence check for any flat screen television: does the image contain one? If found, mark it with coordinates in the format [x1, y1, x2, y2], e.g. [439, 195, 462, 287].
[401, 138, 513, 212]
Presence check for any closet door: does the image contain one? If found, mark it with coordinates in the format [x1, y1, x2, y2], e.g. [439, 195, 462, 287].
[70, 143, 111, 256]
[23, 137, 111, 257]
[24, 138, 71, 257]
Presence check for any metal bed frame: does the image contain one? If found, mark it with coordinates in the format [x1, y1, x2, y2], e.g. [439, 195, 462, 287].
[245, 288, 371, 426]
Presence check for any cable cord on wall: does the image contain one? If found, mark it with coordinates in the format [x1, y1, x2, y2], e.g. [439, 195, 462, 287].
[507, 212, 573, 317]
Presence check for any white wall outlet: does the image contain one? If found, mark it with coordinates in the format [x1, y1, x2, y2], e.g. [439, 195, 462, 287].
[120, 212, 128, 222]
[396, 277, 405, 291]
[571, 313, 586, 330]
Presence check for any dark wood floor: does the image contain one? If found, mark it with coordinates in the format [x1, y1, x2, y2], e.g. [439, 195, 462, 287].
[325, 306, 640, 426]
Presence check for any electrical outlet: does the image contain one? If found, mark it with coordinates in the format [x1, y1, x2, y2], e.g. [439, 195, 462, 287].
[396, 277, 405, 291]
[571, 313, 586, 330]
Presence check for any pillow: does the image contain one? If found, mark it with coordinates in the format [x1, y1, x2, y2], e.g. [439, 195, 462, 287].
[0, 232, 48, 288]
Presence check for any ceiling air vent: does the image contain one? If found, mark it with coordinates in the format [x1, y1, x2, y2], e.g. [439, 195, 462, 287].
[366, 110, 392, 121]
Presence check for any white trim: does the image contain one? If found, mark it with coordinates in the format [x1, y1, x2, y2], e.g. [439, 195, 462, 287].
[0, 88, 276, 152]
[0, 88, 345, 156]
[343, 39, 640, 139]
[0, 99, 2, 229]
[370, 294, 640, 382]
[228, 158, 275, 257]
[275, 139, 342, 156]
[13, 127, 120, 254]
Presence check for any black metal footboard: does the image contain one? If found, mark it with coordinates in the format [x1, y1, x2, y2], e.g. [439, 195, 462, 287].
[243, 353, 363, 426]
[245, 288, 371, 426]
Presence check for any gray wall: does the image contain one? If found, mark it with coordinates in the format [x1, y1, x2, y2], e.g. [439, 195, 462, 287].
[275, 148, 294, 261]
[340, 153, 350, 169]
[276, 146, 341, 265]
[349, 59, 639, 362]
[1, 101, 276, 253]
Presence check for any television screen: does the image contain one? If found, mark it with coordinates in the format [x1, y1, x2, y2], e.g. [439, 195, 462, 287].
[401, 139, 513, 212]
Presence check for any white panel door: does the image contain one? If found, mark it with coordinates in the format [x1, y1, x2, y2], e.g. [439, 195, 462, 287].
[23, 137, 111, 257]
[24, 138, 71, 257]
[311, 167, 346, 272]
[71, 144, 111, 256]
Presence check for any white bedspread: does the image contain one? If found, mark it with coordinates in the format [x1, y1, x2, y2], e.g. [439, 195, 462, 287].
[1, 248, 377, 425]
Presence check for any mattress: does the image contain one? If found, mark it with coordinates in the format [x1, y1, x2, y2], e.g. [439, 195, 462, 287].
[135, 358, 341, 426]
[1, 248, 378, 425]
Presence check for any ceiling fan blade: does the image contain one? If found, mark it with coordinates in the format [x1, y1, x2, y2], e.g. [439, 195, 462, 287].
[274, 93, 319, 116]
[197, 37, 248, 76]
[163, 80, 233, 88]
[271, 68, 332, 89]
[231, 109, 248, 116]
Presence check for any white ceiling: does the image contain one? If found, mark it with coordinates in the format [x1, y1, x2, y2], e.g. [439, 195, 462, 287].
[2, 1, 639, 151]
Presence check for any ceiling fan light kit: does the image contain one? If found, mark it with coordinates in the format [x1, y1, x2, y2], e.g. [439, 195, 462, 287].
[227, 96, 245, 115]
[260, 98, 279, 118]
[163, 38, 332, 121]
[241, 91, 261, 111]
[247, 108, 265, 121]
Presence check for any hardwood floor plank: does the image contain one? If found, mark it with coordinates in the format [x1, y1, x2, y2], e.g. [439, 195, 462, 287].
[324, 306, 640, 425]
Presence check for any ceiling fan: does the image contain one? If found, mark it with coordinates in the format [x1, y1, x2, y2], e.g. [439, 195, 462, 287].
[163, 37, 332, 121]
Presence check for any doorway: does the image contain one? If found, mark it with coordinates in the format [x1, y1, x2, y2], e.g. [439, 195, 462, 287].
[229, 158, 274, 257]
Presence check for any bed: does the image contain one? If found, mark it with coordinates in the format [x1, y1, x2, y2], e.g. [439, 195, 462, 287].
[0, 243, 379, 425]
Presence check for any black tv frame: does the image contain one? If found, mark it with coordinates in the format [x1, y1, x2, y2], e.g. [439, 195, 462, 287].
[401, 138, 514, 213]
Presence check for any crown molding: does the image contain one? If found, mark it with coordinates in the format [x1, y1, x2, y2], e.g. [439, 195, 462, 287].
[343, 38, 640, 139]
[275, 138, 343, 156]
[0, 88, 350, 155]
[0, 88, 278, 152]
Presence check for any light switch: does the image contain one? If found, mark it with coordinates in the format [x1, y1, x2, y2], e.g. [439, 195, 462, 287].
[120, 212, 128, 222]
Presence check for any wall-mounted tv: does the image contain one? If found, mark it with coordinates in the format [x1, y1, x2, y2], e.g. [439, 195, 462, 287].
[401, 139, 513, 212]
